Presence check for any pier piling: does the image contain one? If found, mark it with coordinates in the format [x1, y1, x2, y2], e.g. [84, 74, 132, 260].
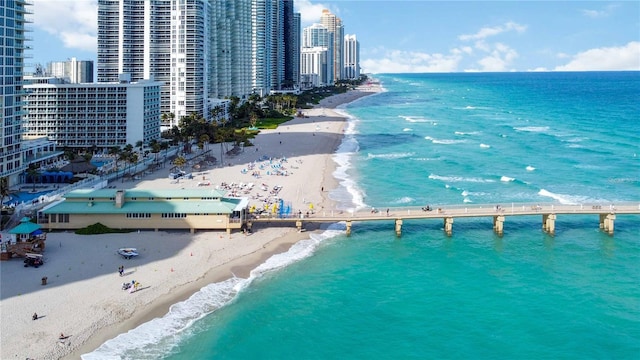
[542, 214, 556, 235]
[493, 215, 505, 236]
[443, 217, 454, 236]
[599, 213, 615, 234]
[395, 219, 403, 237]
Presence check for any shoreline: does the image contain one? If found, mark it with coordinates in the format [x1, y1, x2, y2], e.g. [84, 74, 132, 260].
[1, 83, 381, 360]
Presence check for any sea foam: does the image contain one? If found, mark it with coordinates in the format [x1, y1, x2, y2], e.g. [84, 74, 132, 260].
[83, 226, 346, 360]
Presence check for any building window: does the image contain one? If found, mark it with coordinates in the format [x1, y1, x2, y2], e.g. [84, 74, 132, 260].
[126, 213, 151, 219]
[161, 213, 187, 218]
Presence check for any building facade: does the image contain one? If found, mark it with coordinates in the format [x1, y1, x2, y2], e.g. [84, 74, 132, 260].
[40, 188, 249, 233]
[97, 0, 207, 125]
[251, 0, 286, 96]
[301, 23, 333, 87]
[208, 0, 253, 100]
[320, 9, 344, 82]
[0, 0, 31, 184]
[344, 34, 360, 80]
[282, 0, 300, 90]
[300, 47, 331, 88]
[47, 57, 94, 83]
[23, 76, 162, 151]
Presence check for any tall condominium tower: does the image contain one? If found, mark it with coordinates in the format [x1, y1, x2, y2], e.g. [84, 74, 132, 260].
[1, 0, 31, 182]
[320, 9, 343, 82]
[282, 0, 300, 89]
[301, 23, 333, 87]
[208, 0, 252, 100]
[251, 0, 285, 96]
[344, 34, 360, 80]
[47, 57, 94, 83]
[97, 0, 207, 124]
[303, 23, 330, 48]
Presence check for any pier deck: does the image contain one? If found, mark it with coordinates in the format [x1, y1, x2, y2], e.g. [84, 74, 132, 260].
[249, 202, 640, 236]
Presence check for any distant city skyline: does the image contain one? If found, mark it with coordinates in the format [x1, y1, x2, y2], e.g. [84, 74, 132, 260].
[32, 0, 640, 73]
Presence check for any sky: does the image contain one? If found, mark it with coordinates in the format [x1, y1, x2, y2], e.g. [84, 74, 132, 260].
[30, 0, 640, 74]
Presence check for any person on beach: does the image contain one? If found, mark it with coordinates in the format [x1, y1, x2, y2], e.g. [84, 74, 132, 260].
[32, 313, 38, 320]
[118, 265, 124, 276]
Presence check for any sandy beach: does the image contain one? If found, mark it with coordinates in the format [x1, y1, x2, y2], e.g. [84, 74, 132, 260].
[0, 83, 381, 360]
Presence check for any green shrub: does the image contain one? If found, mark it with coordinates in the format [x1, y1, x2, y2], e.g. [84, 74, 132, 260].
[75, 223, 134, 235]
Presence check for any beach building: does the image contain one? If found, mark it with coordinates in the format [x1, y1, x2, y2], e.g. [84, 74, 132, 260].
[22, 75, 162, 151]
[344, 34, 360, 80]
[251, 0, 286, 97]
[0, 0, 31, 185]
[97, 0, 206, 123]
[39, 188, 249, 233]
[320, 9, 344, 81]
[301, 23, 334, 88]
[301, 47, 332, 88]
[47, 57, 94, 83]
[207, 0, 253, 100]
[283, 1, 301, 89]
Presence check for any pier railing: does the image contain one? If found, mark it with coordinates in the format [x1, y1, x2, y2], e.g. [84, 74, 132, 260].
[253, 202, 640, 221]
[249, 202, 640, 237]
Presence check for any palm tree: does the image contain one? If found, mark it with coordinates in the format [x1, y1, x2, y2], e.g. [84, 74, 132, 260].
[172, 156, 187, 170]
[201, 134, 210, 152]
[159, 141, 170, 167]
[26, 165, 40, 192]
[0, 177, 10, 206]
[150, 141, 161, 165]
[108, 146, 121, 174]
[129, 152, 139, 174]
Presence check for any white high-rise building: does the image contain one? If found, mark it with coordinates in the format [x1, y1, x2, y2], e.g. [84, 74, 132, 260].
[301, 23, 333, 87]
[303, 23, 330, 48]
[1, 0, 31, 182]
[251, 0, 285, 96]
[23, 76, 162, 151]
[301, 47, 332, 88]
[47, 58, 94, 83]
[97, 0, 207, 125]
[344, 34, 360, 80]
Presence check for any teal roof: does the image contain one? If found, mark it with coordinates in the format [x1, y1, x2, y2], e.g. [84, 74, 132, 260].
[42, 199, 238, 215]
[42, 188, 244, 215]
[9, 218, 42, 234]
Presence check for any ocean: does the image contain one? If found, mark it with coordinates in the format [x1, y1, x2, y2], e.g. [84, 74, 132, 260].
[84, 72, 640, 359]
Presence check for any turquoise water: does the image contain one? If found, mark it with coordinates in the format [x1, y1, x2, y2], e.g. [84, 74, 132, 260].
[84, 72, 640, 359]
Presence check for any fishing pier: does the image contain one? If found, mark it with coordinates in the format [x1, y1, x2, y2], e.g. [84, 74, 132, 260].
[248, 202, 640, 237]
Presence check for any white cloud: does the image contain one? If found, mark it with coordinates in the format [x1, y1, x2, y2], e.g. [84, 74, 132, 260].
[458, 21, 526, 41]
[581, 4, 620, 18]
[554, 41, 640, 71]
[361, 49, 462, 74]
[458, 22, 523, 72]
[34, 0, 98, 52]
[466, 43, 519, 72]
[295, 0, 332, 26]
